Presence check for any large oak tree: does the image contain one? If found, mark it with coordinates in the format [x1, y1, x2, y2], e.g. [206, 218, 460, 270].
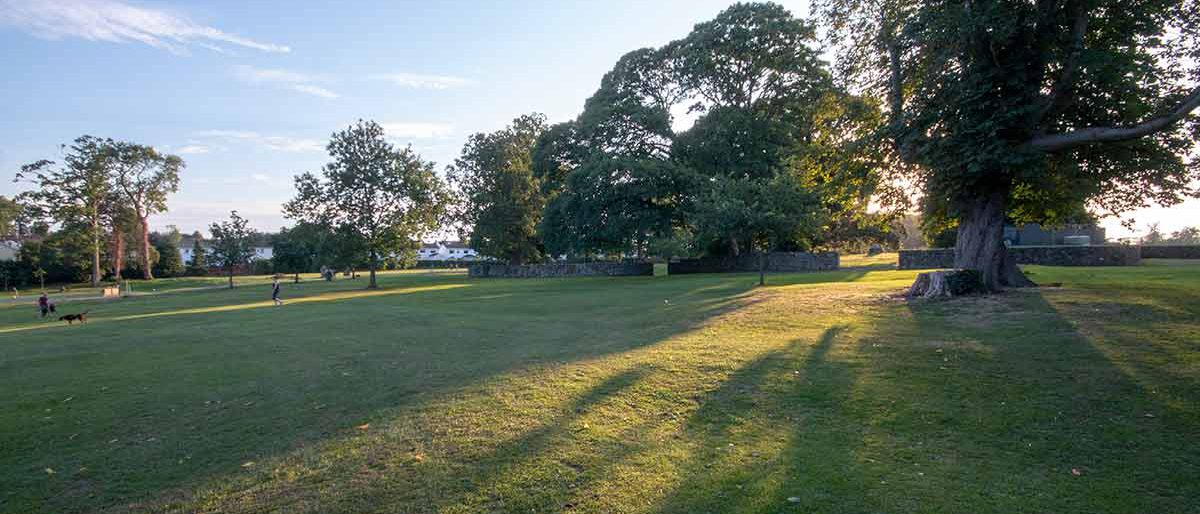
[817, 0, 1200, 290]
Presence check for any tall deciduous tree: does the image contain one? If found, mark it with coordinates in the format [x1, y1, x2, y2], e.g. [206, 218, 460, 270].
[284, 120, 450, 289]
[208, 211, 256, 289]
[14, 136, 115, 287]
[817, 0, 1200, 290]
[111, 142, 183, 280]
[449, 113, 548, 264]
[0, 196, 25, 238]
[537, 3, 890, 259]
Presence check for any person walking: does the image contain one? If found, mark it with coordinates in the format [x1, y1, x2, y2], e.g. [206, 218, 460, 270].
[271, 277, 284, 306]
[37, 292, 49, 318]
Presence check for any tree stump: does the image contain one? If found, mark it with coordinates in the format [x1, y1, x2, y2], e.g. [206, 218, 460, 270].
[908, 269, 986, 299]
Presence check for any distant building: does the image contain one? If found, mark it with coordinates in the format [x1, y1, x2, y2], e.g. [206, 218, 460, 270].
[1003, 223, 1105, 246]
[418, 241, 478, 261]
[178, 234, 272, 264]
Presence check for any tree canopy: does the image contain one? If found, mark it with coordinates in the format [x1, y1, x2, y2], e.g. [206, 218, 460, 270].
[285, 120, 450, 288]
[536, 2, 892, 260]
[449, 113, 548, 264]
[816, 0, 1200, 289]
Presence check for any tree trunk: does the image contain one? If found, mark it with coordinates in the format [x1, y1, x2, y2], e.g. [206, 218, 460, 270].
[90, 220, 101, 287]
[728, 236, 740, 257]
[111, 229, 125, 281]
[953, 188, 1035, 291]
[228, 267, 234, 289]
[758, 250, 767, 286]
[293, 272, 300, 284]
[139, 215, 153, 280]
[368, 250, 378, 289]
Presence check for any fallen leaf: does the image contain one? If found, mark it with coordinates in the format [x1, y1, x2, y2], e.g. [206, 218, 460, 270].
[356, 423, 370, 431]
[1071, 468, 1082, 476]
[787, 497, 801, 503]
[44, 468, 56, 475]
[242, 461, 255, 468]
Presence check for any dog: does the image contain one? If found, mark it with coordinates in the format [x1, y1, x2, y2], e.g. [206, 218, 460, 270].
[59, 311, 89, 325]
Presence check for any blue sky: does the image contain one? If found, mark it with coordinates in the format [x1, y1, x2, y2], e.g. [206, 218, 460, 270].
[0, 0, 1195, 238]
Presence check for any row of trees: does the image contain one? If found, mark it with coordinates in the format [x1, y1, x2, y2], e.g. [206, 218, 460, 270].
[14, 136, 182, 286]
[450, 4, 898, 276]
[449, 1, 1200, 290]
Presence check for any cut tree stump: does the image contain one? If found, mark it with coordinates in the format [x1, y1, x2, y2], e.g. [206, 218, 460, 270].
[908, 269, 986, 299]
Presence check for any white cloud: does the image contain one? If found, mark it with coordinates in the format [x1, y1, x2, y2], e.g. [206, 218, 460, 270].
[196, 130, 323, 153]
[291, 84, 339, 99]
[373, 72, 473, 90]
[0, 0, 290, 54]
[232, 65, 340, 99]
[381, 122, 454, 140]
[175, 144, 210, 155]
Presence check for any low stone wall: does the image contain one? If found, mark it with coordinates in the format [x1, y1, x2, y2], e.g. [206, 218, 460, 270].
[898, 249, 955, 270]
[668, 252, 839, 275]
[468, 261, 653, 278]
[1140, 245, 1200, 259]
[898, 245, 1141, 270]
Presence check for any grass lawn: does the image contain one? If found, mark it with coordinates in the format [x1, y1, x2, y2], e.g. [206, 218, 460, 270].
[1, 257, 1197, 513]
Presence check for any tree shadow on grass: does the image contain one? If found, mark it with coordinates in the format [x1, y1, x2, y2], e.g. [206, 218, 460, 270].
[650, 325, 879, 514]
[0, 272, 769, 514]
[878, 289, 1199, 513]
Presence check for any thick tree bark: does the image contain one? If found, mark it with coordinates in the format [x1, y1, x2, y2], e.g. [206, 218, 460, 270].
[139, 215, 153, 280]
[953, 188, 1036, 291]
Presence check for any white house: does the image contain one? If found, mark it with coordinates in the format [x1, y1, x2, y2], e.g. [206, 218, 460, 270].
[180, 242, 272, 264]
[418, 241, 478, 261]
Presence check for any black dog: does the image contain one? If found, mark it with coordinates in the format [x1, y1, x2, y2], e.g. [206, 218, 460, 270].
[59, 311, 89, 325]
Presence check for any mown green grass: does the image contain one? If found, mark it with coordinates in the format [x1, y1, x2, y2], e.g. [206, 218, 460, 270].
[1, 259, 1197, 513]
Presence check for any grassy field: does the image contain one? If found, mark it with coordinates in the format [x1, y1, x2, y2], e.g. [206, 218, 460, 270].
[1, 257, 1197, 513]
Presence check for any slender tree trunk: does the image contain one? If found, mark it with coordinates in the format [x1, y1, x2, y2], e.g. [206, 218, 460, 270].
[758, 250, 766, 286]
[294, 272, 300, 284]
[228, 266, 234, 289]
[139, 215, 153, 280]
[953, 187, 1035, 291]
[112, 229, 125, 281]
[368, 250, 378, 289]
[728, 236, 740, 257]
[90, 220, 101, 287]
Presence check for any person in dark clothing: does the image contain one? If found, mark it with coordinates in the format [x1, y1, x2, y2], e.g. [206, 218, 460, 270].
[271, 277, 283, 306]
[38, 293, 49, 318]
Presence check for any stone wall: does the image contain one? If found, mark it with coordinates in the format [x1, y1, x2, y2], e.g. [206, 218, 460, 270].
[898, 245, 1141, 270]
[668, 252, 839, 275]
[1140, 245, 1200, 259]
[468, 261, 653, 278]
[898, 249, 956, 270]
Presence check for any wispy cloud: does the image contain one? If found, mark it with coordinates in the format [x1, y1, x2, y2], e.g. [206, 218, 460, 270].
[0, 0, 290, 54]
[291, 84, 339, 99]
[373, 72, 473, 90]
[175, 144, 211, 155]
[232, 64, 340, 99]
[196, 130, 323, 153]
[382, 122, 455, 140]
